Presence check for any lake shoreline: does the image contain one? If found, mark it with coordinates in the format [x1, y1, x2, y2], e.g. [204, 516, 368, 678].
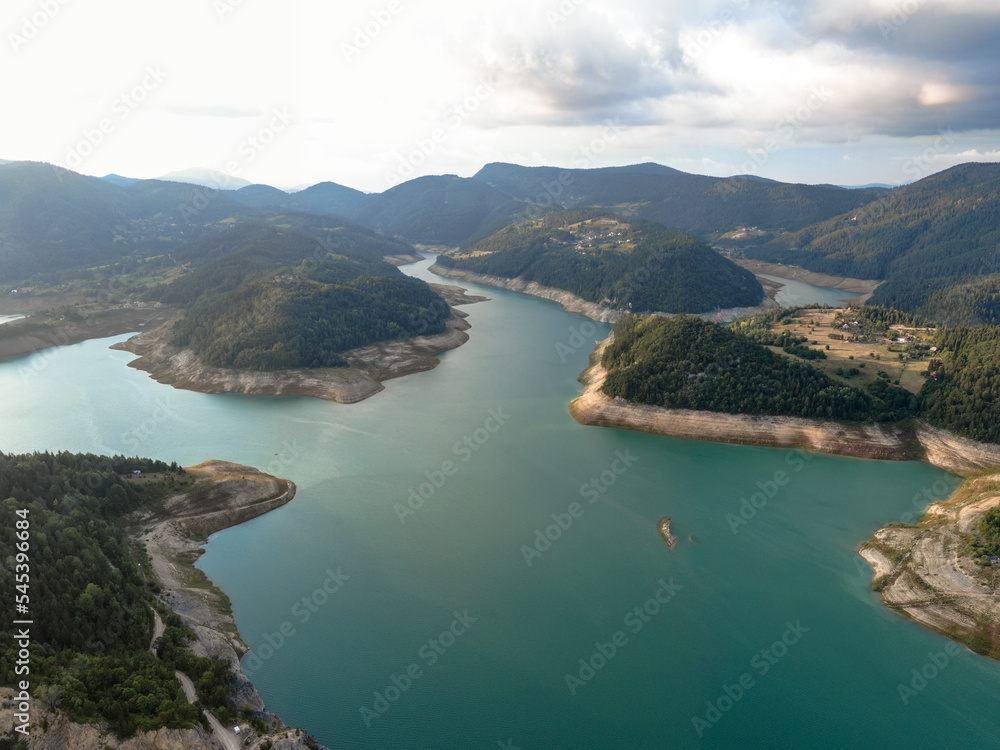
[734, 259, 882, 305]
[429, 263, 779, 324]
[111, 284, 488, 404]
[573, 335, 1000, 662]
[571, 336, 1000, 475]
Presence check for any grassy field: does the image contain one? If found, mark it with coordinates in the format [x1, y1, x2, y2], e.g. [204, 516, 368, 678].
[770, 308, 936, 394]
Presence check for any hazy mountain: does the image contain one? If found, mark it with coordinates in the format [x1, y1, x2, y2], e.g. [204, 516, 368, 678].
[0, 163, 258, 281]
[157, 167, 254, 190]
[100, 173, 142, 187]
[287, 181, 369, 217]
[350, 174, 527, 246]
[474, 162, 888, 235]
[230, 183, 292, 210]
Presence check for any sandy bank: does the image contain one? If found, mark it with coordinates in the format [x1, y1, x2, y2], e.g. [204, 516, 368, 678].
[111, 285, 486, 404]
[570, 337, 1000, 474]
[429, 263, 779, 325]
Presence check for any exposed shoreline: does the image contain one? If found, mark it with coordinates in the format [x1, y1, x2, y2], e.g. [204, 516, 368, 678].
[860, 472, 1000, 661]
[572, 336, 1000, 660]
[136, 459, 328, 748]
[735, 259, 882, 304]
[570, 336, 1000, 474]
[1, 460, 327, 750]
[111, 284, 488, 404]
[429, 263, 779, 325]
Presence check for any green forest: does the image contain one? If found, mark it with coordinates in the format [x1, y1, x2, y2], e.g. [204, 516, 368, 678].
[0, 452, 239, 737]
[601, 314, 1000, 444]
[739, 163, 1000, 324]
[600, 315, 910, 421]
[150, 225, 452, 371]
[437, 210, 764, 314]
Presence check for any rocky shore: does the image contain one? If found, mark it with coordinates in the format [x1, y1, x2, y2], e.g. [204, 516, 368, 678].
[111, 284, 487, 404]
[572, 335, 1000, 661]
[860, 471, 1000, 661]
[1, 460, 326, 750]
[570, 337, 1000, 474]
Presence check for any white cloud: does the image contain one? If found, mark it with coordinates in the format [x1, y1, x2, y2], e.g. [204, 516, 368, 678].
[0, 0, 996, 190]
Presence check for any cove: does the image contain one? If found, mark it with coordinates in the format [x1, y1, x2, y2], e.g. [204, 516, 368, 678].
[1, 255, 998, 748]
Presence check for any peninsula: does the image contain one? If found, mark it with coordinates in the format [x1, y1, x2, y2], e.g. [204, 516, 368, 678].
[570, 312, 1000, 661]
[112, 283, 487, 404]
[0, 453, 328, 749]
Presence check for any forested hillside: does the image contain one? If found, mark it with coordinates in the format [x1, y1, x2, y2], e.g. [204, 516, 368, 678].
[437, 210, 764, 314]
[474, 162, 887, 235]
[170, 261, 450, 369]
[741, 163, 1000, 322]
[150, 225, 451, 370]
[0, 452, 234, 737]
[601, 314, 1000, 444]
[600, 315, 909, 421]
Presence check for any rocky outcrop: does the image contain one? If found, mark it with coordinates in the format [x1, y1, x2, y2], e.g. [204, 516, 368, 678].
[860, 472, 1000, 660]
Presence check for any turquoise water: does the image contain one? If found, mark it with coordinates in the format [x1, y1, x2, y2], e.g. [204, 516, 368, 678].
[2, 256, 999, 748]
[759, 274, 856, 307]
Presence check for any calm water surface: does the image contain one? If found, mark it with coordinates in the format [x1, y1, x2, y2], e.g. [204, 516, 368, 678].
[1, 256, 998, 749]
[758, 274, 856, 307]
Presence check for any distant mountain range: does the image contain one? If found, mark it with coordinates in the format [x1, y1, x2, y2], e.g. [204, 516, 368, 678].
[1, 158, 998, 325]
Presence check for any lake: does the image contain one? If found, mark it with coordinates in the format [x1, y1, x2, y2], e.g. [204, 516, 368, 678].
[1, 256, 998, 749]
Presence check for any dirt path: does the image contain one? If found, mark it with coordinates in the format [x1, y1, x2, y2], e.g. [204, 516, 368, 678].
[150, 609, 165, 656]
[174, 671, 241, 750]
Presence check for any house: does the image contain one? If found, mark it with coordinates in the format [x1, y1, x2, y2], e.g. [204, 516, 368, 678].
[132, 470, 142, 475]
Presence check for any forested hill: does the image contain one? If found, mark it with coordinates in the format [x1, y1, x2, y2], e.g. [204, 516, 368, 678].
[436, 210, 765, 314]
[0, 453, 232, 737]
[151, 225, 452, 371]
[742, 162, 1000, 323]
[0, 162, 254, 281]
[600, 314, 1000, 444]
[601, 315, 895, 421]
[474, 162, 887, 235]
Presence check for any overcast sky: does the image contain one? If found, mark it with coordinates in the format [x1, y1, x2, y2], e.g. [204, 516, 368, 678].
[3, 0, 998, 192]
